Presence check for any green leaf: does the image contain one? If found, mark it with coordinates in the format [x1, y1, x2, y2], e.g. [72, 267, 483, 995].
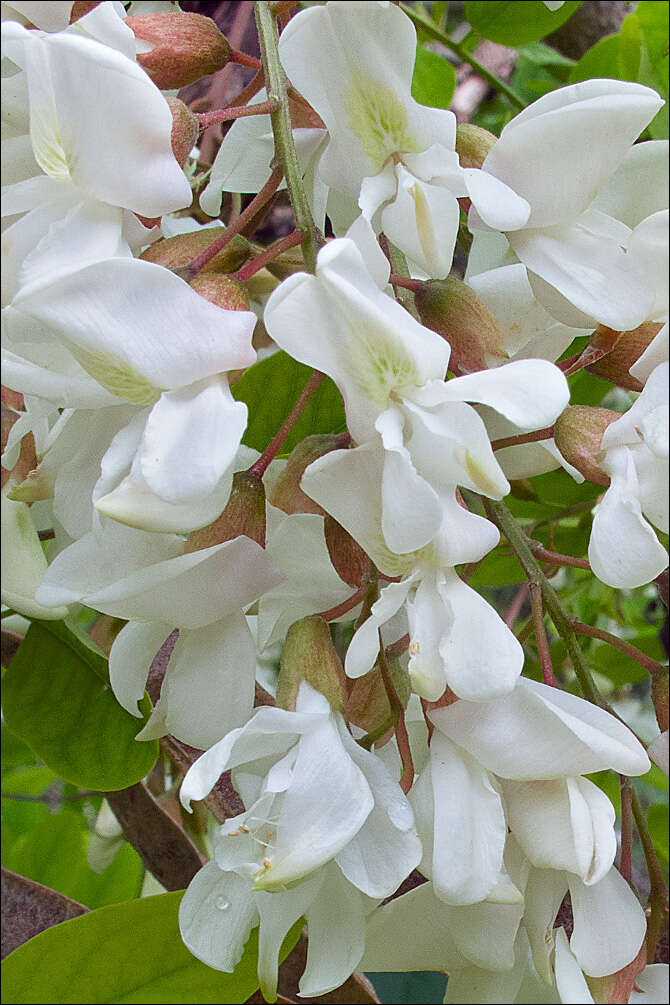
[2, 621, 158, 791]
[464, 1, 582, 47]
[232, 351, 346, 455]
[568, 33, 621, 84]
[3, 807, 143, 911]
[411, 44, 456, 110]
[1, 892, 303, 1004]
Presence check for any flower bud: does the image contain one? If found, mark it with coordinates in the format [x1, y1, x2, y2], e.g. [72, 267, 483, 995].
[165, 97, 199, 169]
[414, 277, 506, 373]
[587, 322, 664, 391]
[140, 230, 250, 275]
[346, 668, 393, 741]
[455, 123, 497, 169]
[324, 514, 370, 588]
[125, 12, 232, 90]
[268, 434, 347, 516]
[185, 470, 266, 552]
[277, 616, 347, 713]
[189, 274, 250, 312]
[554, 405, 621, 485]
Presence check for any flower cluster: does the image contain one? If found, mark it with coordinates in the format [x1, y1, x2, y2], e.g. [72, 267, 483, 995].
[1, 2, 668, 1003]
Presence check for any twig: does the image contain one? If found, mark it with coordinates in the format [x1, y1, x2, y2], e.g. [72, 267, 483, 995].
[197, 98, 278, 130]
[491, 427, 555, 451]
[529, 582, 557, 687]
[316, 584, 368, 623]
[631, 790, 669, 962]
[255, 1, 322, 272]
[399, 4, 526, 110]
[248, 370, 325, 477]
[377, 632, 413, 793]
[184, 168, 284, 278]
[619, 776, 633, 884]
[504, 582, 528, 629]
[235, 229, 305, 283]
[527, 540, 591, 571]
[569, 621, 667, 676]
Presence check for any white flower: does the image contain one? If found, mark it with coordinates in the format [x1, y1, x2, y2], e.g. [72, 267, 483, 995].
[278, 1, 527, 277]
[589, 361, 669, 588]
[180, 682, 421, 895]
[265, 237, 569, 558]
[35, 518, 284, 747]
[470, 80, 664, 330]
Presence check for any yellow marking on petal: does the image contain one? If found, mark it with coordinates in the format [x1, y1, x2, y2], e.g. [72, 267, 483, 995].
[347, 320, 420, 410]
[464, 450, 504, 497]
[409, 182, 437, 271]
[345, 74, 421, 172]
[67, 343, 162, 404]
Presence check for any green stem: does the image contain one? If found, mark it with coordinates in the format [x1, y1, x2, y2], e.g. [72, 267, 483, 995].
[484, 498, 607, 709]
[399, 3, 526, 111]
[255, 1, 322, 273]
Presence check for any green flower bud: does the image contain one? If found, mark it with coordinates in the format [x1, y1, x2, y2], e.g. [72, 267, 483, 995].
[554, 405, 621, 486]
[455, 123, 497, 169]
[140, 230, 250, 276]
[324, 514, 370, 588]
[414, 277, 506, 373]
[277, 616, 347, 713]
[185, 470, 266, 552]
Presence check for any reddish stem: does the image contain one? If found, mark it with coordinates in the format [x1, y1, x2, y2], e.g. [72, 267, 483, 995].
[186, 169, 283, 277]
[249, 370, 325, 478]
[386, 633, 410, 659]
[530, 582, 557, 687]
[569, 620, 667, 676]
[378, 630, 414, 793]
[316, 584, 368, 622]
[197, 99, 277, 131]
[229, 47, 261, 69]
[389, 273, 424, 293]
[235, 230, 305, 283]
[491, 426, 555, 451]
[619, 776, 633, 883]
[528, 540, 591, 571]
[504, 582, 528, 629]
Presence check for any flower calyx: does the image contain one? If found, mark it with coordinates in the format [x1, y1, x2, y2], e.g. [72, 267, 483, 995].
[277, 615, 348, 713]
[554, 406, 621, 486]
[165, 97, 199, 169]
[587, 322, 665, 391]
[455, 123, 498, 170]
[269, 434, 348, 516]
[414, 277, 507, 373]
[185, 470, 266, 552]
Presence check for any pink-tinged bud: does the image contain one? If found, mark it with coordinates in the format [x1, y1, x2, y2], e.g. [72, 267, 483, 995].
[269, 434, 347, 516]
[324, 515, 370, 588]
[185, 471, 266, 552]
[347, 668, 393, 741]
[125, 12, 232, 90]
[140, 230, 250, 275]
[277, 616, 347, 712]
[651, 667, 668, 733]
[455, 123, 497, 169]
[189, 273, 250, 312]
[554, 406, 621, 486]
[587, 322, 664, 391]
[415, 277, 506, 373]
[165, 97, 199, 169]
[70, 2, 101, 20]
